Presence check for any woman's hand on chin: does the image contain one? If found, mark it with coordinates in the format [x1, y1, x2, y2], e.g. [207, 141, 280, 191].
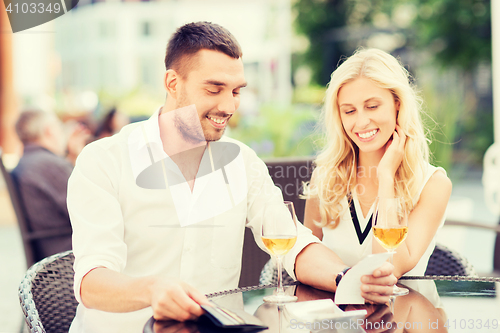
[377, 125, 406, 181]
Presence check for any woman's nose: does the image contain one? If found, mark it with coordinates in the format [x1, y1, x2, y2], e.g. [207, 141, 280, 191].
[355, 111, 370, 129]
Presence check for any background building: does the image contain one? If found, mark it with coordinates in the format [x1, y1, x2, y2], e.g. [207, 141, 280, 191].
[34, 0, 293, 115]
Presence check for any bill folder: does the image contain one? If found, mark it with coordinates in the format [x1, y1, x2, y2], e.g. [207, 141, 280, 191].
[201, 303, 268, 331]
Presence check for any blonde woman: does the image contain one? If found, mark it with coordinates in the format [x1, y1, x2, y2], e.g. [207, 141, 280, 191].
[303, 48, 452, 282]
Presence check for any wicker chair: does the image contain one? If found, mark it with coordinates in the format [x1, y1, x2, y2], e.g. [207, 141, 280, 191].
[19, 250, 78, 333]
[425, 243, 477, 276]
[259, 259, 295, 285]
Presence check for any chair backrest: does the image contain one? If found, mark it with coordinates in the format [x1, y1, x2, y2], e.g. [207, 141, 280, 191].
[0, 148, 36, 266]
[19, 250, 78, 333]
[1, 148, 73, 266]
[239, 156, 314, 287]
[425, 243, 477, 276]
[264, 156, 314, 222]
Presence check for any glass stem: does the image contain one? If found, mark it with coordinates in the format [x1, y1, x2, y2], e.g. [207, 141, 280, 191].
[389, 295, 396, 314]
[388, 250, 396, 312]
[389, 250, 398, 293]
[278, 305, 283, 333]
[276, 255, 284, 295]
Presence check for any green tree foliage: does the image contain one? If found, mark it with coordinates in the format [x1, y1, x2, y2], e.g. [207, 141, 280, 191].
[294, 0, 493, 168]
[293, 0, 349, 85]
[294, 0, 491, 79]
[229, 104, 319, 157]
[293, 0, 399, 84]
[414, 0, 491, 70]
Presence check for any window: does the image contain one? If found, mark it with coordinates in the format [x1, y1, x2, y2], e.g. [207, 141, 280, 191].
[141, 21, 151, 37]
[99, 21, 115, 39]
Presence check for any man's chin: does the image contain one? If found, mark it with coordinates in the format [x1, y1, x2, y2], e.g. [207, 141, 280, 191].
[205, 136, 223, 142]
[204, 129, 225, 142]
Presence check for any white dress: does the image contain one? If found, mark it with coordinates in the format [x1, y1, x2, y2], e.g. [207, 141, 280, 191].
[322, 163, 446, 276]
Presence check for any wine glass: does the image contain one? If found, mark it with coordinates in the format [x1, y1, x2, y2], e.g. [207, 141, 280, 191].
[261, 201, 298, 303]
[372, 197, 409, 297]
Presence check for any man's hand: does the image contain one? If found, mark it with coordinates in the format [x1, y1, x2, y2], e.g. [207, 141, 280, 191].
[80, 268, 210, 320]
[360, 262, 397, 304]
[150, 279, 210, 322]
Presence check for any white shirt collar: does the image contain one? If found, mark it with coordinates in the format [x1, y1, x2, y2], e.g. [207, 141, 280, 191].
[137, 107, 163, 152]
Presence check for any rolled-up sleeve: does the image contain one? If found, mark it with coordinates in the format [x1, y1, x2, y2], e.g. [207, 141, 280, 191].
[67, 143, 127, 303]
[244, 150, 320, 281]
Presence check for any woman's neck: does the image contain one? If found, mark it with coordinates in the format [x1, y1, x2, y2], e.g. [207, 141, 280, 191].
[357, 149, 385, 179]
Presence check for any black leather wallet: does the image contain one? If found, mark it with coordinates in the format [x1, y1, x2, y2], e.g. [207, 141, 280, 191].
[200, 303, 268, 331]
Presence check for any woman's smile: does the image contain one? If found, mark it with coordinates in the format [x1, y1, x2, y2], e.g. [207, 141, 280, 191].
[357, 129, 379, 141]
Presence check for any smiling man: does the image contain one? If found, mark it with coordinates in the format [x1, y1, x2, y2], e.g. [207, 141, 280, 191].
[67, 22, 396, 333]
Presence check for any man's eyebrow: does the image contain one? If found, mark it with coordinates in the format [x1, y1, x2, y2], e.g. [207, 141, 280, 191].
[204, 80, 225, 86]
[203, 80, 248, 89]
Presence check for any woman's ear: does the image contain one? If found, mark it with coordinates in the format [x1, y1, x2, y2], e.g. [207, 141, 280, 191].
[395, 100, 401, 124]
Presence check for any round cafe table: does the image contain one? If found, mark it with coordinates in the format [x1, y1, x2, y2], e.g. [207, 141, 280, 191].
[144, 277, 500, 333]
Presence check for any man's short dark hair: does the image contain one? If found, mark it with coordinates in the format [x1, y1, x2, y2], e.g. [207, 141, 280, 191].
[164, 21, 242, 77]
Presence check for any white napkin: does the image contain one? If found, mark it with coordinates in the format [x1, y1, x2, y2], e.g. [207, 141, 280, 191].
[285, 299, 366, 321]
[334, 252, 392, 304]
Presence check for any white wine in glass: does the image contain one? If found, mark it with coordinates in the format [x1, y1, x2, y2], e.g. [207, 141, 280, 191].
[261, 236, 297, 256]
[261, 201, 298, 303]
[373, 197, 409, 296]
[372, 227, 408, 250]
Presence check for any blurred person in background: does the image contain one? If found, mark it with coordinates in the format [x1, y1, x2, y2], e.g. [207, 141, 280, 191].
[11, 109, 91, 260]
[94, 107, 130, 140]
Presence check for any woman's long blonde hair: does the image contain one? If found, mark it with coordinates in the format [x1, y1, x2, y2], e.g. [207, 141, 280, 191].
[303, 48, 429, 229]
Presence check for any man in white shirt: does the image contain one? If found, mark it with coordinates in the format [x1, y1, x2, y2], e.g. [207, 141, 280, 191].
[68, 21, 396, 332]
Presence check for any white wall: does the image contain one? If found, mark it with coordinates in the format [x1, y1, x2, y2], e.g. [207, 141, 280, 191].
[12, 21, 56, 110]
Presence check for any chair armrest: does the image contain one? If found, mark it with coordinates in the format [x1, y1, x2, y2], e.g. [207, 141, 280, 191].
[25, 227, 73, 240]
[444, 220, 500, 234]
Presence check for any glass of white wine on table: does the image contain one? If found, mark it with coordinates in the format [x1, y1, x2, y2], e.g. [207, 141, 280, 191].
[261, 201, 298, 303]
[372, 197, 409, 296]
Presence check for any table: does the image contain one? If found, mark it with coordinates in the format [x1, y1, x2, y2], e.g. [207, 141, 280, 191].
[144, 278, 500, 333]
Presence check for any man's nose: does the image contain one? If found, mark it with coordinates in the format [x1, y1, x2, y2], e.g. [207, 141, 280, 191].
[217, 92, 237, 114]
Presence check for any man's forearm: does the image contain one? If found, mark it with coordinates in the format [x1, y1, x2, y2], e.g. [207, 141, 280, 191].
[294, 243, 349, 293]
[80, 267, 155, 312]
